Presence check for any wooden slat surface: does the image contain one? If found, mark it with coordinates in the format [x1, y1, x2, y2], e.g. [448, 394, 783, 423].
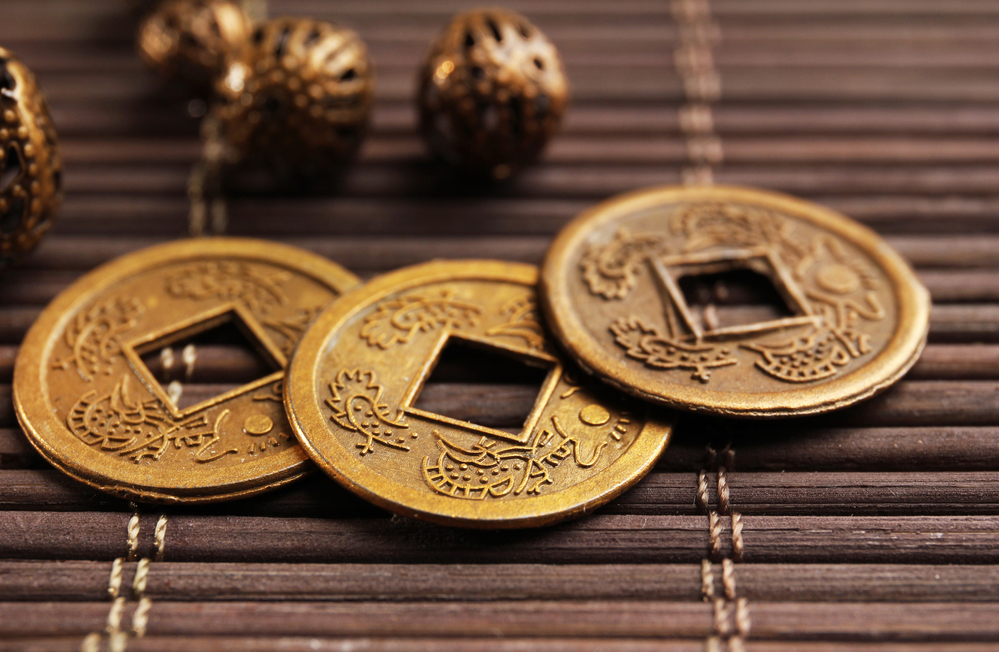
[2, 0, 999, 649]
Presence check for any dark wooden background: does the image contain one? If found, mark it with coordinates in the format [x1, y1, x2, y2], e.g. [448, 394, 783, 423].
[3, 0, 999, 650]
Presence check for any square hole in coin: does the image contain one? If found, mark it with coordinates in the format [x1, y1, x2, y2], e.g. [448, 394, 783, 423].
[678, 267, 797, 332]
[136, 312, 280, 411]
[411, 338, 552, 433]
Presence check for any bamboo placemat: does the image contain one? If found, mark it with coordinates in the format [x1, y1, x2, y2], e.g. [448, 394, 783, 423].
[2, 0, 999, 650]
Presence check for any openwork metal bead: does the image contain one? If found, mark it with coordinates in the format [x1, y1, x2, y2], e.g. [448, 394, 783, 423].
[137, 0, 252, 89]
[0, 48, 61, 268]
[215, 18, 374, 177]
[418, 9, 569, 179]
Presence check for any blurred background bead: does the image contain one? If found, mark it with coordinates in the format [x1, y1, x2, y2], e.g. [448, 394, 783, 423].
[0, 48, 61, 268]
[417, 8, 569, 179]
[215, 18, 374, 179]
[137, 0, 252, 90]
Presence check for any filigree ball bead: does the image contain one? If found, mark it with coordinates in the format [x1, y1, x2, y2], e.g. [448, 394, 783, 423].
[0, 49, 61, 269]
[417, 9, 569, 179]
[216, 18, 374, 178]
[137, 0, 252, 89]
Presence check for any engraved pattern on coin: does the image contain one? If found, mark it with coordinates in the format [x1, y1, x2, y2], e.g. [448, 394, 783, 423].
[52, 296, 144, 382]
[580, 229, 665, 300]
[263, 306, 324, 356]
[240, 412, 292, 457]
[610, 316, 737, 382]
[582, 202, 887, 384]
[422, 413, 612, 500]
[66, 376, 236, 464]
[360, 289, 482, 349]
[165, 261, 290, 313]
[485, 294, 545, 350]
[252, 380, 284, 403]
[326, 368, 411, 455]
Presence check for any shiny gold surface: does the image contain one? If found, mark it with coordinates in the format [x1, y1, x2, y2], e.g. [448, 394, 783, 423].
[286, 260, 671, 528]
[0, 47, 61, 268]
[216, 17, 374, 177]
[13, 238, 359, 503]
[417, 9, 568, 179]
[540, 185, 931, 417]
[137, 0, 252, 89]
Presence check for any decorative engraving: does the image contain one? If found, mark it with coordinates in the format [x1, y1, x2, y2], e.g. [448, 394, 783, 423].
[326, 368, 411, 455]
[578, 404, 611, 426]
[242, 407, 293, 455]
[129, 409, 239, 464]
[243, 414, 274, 435]
[52, 296, 144, 382]
[584, 202, 888, 384]
[743, 331, 854, 382]
[244, 431, 291, 456]
[66, 376, 238, 464]
[422, 415, 608, 500]
[610, 316, 737, 382]
[165, 261, 290, 313]
[559, 370, 583, 399]
[360, 289, 481, 349]
[485, 295, 545, 350]
[580, 228, 665, 299]
[673, 202, 805, 260]
[252, 380, 283, 403]
[745, 235, 886, 383]
[263, 305, 323, 356]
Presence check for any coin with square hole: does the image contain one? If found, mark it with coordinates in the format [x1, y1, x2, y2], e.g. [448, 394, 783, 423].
[285, 260, 672, 528]
[13, 238, 359, 503]
[540, 185, 931, 417]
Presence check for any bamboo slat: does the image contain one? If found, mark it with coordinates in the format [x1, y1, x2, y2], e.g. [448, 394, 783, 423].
[14, 234, 999, 270]
[7, 469, 999, 517]
[2, 600, 999, 640]
[4, 561, 999, 603]
[2, 640, 998, 652]
[5, 423, 999, 473]
[2, 512, 999, 564]
[49, 164, 999, 199]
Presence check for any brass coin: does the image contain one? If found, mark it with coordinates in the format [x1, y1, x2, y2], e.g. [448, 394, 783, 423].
[540, 185, 931, 417]
[14, 238, 359, 503]
[285, 260, 671, 528]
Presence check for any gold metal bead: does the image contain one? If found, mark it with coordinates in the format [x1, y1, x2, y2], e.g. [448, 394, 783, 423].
[215, 18, 374, 178]
[417, 9, 569, 179]
[0, 48, 61, 268]
[137, 0, 252, 90]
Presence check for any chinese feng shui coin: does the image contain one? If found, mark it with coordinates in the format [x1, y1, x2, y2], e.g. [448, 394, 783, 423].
[540, 185, 930, 417]
[14, 238, 359, 503]
[285, 260, 671, 528]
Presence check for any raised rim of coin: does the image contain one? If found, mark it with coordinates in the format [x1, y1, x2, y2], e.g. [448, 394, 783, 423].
[14, 238, 359, 503]
[285, 259, 671, 528]
[539, 185, 931, 418]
